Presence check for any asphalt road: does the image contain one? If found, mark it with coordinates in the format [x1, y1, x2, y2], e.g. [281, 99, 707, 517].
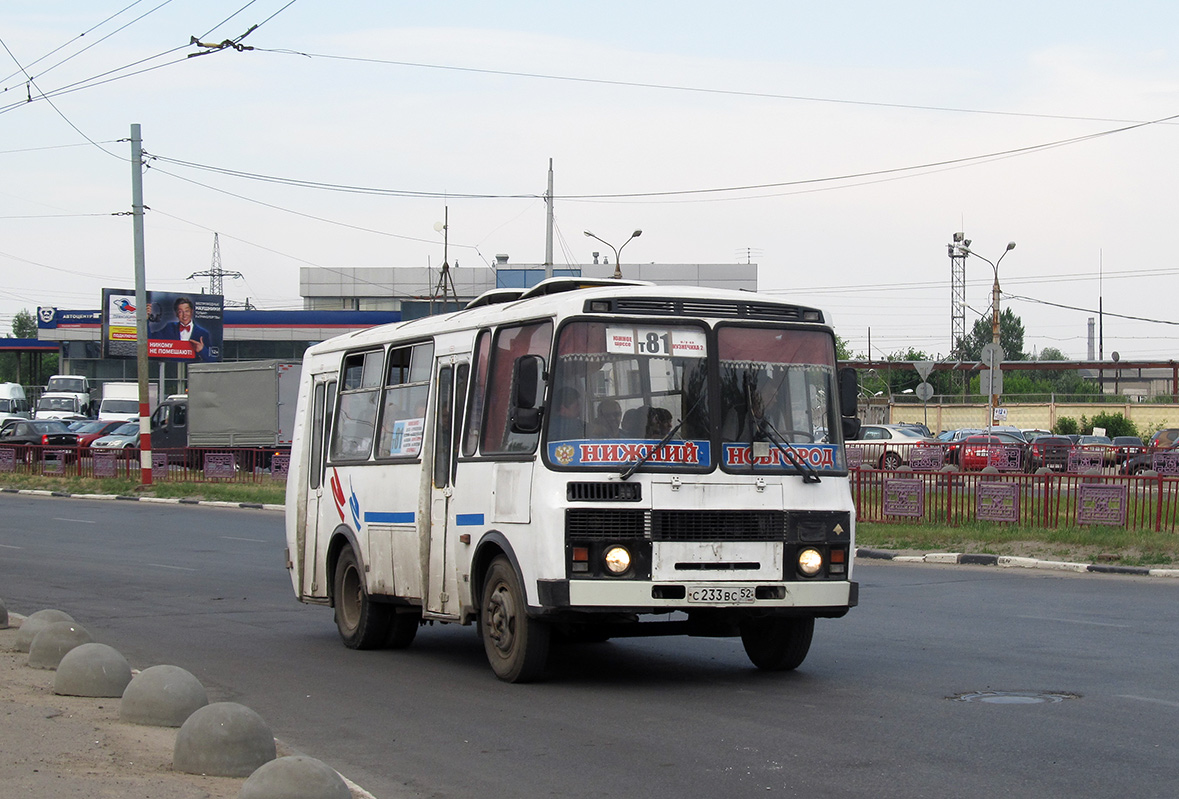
[2, 493, 1177, 799]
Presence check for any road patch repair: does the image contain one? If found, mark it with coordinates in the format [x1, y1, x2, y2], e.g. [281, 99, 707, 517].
[0, 599, 370, 799]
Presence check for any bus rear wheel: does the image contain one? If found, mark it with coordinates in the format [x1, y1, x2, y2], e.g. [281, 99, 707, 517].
[333, 546, 391, 649]
[740, 616, 814, 671]
[481, 556, 550, 683]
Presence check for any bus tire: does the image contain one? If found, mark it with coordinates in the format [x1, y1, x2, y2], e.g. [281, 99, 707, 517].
[481, 556, 550, 683]
[333, 546, 391, 650]
[740, 615, 814, 671]
[385, 609, 421, 649]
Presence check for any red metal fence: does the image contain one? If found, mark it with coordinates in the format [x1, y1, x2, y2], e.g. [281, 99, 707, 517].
[851, 468, 1178, 533]
[0, 445, 288, 484]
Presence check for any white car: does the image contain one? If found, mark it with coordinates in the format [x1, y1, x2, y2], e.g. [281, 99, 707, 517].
[90, 421, 141, 453]
[845, 424, 937, 469]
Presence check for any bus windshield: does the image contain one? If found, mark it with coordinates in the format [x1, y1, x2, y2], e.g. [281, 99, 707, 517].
[717, 325, 845, 473]
[546, 320, 845, 474]
[547, 320, 711, 471]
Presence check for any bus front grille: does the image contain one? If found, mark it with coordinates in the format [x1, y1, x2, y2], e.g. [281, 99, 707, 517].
[565, 509, 788, 542]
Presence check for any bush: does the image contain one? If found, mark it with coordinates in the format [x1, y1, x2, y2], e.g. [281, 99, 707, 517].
[1083, 412, 1138, 438]
[1054, 416, 1079, 435]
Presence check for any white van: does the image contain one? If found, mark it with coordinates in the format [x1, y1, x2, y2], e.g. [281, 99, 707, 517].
[45, 374, 93, 417]
[98, 382, 156, 422]
[0, 382, 32, 423]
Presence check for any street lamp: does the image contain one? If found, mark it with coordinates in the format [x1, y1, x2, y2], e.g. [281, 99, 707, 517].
[963, 241, 1016, 432]
[584, 229, 642, 279]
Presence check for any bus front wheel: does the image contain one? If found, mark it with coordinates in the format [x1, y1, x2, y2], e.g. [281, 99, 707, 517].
[481, 556, 551, 683]
[740, 615, 814, 671]
[333, 546, 391, 649]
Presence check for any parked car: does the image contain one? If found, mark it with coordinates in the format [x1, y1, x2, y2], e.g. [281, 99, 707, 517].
[1120, 428, 1179, 475]
[1029, 435, 1074, 471]
[1075, 434, 1115, 465]
[960, 433, 1030, 471]
[1022, 429, 1053, 443]
[0, 419, 80, 463]
[90, 421, 142, 454]
[846, 424, 937, 469]
[1110, 435, 1144, 464]
[936, 428, 984, 465]
[70, 419, 130, 449]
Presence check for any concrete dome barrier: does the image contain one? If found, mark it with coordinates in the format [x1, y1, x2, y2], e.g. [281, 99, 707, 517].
[12, 608, 75, 652]
[239, 755, 352, 799]
[53, 643, 133, 697]
[27, 621, 93, 669]
[173, 702, 276, 778]
[120, 664, 209, 727]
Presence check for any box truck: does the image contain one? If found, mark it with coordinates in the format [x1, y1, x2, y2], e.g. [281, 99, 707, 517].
[150, 361, 300, 462]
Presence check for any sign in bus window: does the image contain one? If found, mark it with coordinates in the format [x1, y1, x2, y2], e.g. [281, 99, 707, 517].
[606, 326, 707, 358]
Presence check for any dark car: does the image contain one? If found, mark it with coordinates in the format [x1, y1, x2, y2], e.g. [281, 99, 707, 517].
[1111, 435, 1144, 464]
[1121, 429, 1179, 475]
[1029, 435, 1073, 471]
[0, 419, 80, 463]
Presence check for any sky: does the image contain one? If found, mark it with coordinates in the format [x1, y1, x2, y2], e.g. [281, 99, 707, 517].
[3, 1, 1179, 364]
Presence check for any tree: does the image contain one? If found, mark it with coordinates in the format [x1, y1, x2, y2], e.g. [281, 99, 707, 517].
[11, 309, 36, 339]
[957, 308, 1026, 363]
[834, 334, 852, 362]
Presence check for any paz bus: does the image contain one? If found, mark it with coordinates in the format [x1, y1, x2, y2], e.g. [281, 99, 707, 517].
[284, 278, 861, 682]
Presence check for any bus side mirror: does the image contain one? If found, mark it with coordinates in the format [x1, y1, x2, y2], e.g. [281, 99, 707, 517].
[838, 367, 861, 441]
[509, 354, 545, 434]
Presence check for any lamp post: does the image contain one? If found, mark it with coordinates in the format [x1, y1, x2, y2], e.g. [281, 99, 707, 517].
[964, 241, 1016, 433]
[584, 229, 642, 279]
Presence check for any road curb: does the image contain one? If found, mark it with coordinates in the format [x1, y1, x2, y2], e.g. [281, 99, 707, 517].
[0, 487, 284, 513]
[857, 547, 1178, 579]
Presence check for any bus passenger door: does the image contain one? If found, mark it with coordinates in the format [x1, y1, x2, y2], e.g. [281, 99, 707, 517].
[304, 377, 336, 599]
[426, 356, 467, 617]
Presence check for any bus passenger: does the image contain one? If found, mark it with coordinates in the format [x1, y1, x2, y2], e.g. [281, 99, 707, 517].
[549, 387, 586, 441]
[588, 399, 622, 438]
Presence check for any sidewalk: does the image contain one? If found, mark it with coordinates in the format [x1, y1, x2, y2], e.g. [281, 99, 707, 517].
[0, 616, 370, 799]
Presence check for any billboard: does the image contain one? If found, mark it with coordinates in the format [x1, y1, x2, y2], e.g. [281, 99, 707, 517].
[103, 288, 224, 362]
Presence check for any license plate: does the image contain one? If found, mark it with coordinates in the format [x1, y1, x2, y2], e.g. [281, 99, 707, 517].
[687, 586, 755, 604]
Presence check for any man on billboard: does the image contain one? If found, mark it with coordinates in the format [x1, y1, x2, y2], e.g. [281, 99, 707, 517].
[154, 297, 214, 361]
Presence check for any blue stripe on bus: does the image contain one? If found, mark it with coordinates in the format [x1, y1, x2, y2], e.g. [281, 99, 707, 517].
[364, 511, 415, 524]
[455, 513, 485, 526]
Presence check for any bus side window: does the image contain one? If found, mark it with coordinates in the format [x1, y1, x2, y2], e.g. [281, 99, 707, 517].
[481, 321, 553, 455]
[462, 330, 491, 457]
[377, 341, 433, 459]
[309, 382, 326, 490]
[452, 363, 469, 481]
[433, 366, 454, 488]
[331, 349, 383, 462]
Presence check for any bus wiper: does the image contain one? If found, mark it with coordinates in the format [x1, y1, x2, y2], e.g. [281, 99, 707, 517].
[620, 417, 685, 481]
[620, 393, 708, 481]
[755, 415, 822, 484]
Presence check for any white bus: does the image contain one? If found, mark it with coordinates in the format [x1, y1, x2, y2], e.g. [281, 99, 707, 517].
[285, 278, 861, 682]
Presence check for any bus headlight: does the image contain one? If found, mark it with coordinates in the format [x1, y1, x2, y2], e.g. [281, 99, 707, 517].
[797, 547, 824, 577]
[604, 546, 632, 575]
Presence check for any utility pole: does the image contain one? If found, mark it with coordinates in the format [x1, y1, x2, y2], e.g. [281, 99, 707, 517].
[544, 159, 554, 280]
[130, 124, 152, 486]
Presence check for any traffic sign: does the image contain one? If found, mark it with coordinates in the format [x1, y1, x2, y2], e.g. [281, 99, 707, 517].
[915, 382, 934, 402]
[912, 361, 935, 382]
[980, 368, 1003, 396]
[980, 343, 1005, 369]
